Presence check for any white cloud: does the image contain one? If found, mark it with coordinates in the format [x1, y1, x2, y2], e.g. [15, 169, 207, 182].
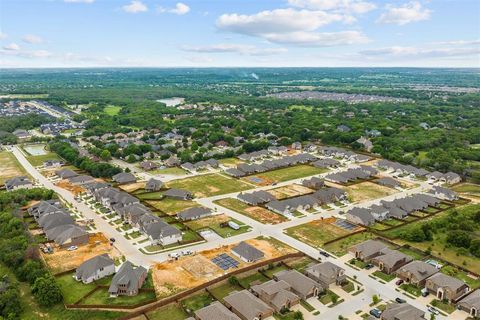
[377, 1, 431, 25]
[64, 0, 95, 3]
[0, 48, 52, 58]
[157, 2, 190, 15]
[185, 55, 214, 63]
[22, 34, 44, 44]
[263, 30, 369, 46]
[181, 43, 287, 56]
[288, 0, 376, 14]
[122, 0, 148, 13]
[3, 43, 20, 51]
[0, 32, 7, 40]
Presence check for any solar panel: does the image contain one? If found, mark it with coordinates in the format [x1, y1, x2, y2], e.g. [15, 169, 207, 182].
[211, 253, 239, 270]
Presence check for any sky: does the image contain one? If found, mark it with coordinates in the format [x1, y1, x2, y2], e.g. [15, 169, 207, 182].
[0, 0, 479, 68]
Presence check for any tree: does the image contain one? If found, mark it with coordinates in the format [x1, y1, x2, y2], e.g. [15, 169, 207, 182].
[0, 285, 22, 320]
[31, 276, 63, 307]
[331, 294, 338, 304]
[100, 149, 111, 161]
[292, 311, 303, 320]
[446, 230, 472, 248]
[372, 294, 379, 305]
[469, 239, 480, 257]
[228, 276, 239, 286]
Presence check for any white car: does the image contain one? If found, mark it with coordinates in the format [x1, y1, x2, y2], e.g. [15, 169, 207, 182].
[168, 252, 180, 258]
[428, 307, 439, 315]
[67, 245, 78, 251]
[181, 250, 194, 256]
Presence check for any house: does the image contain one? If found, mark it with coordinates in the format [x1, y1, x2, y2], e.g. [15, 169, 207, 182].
[429, 186, 458, 201]
[425, 273, 469, 302]
[441, 172, 461, 184]
[274, 269, 323, 299]
[237, 190, 276, 206]
[145, 178, 163, 192]
[291, 142, 302, 150]
[12, 129, 31, 139]
[55, 168, 78, 179]
[108, 261, 147, 297]
[371, 248, 413, 274]
[251, 280, 300, 312]
[43, 159, 64, 168]
[140, 161, 158, 171]
[223, 290, 274, 320]
[457, 289, 480, 318]
[376, 177, 401, 189]
[112, 172, 136, 185]
[194, 301, 241, 320]
[68, 175, 95, 185]
[337, 125, 351, 132]
[395, 261, 439, 287]
[231, 241, 264, 263]
[302, 177, 325, 190]
[426, 171, 443, 181]
[75, 254, 115, 284]
[356, 136, 373, 152]
[142, 220, 182, 246]
[305, 262, 346, 288]
[345, 208, 375, 226]
[5, 176, 33, 191]
[177, 207, 212, 221]
[163, 188, 193, 200]
[44, 224, 89, 248]
[349, 239, 388, 261]
[38, 211, 74, 230]
[381, 302, 425, 320]
[369, 204, 390, 221]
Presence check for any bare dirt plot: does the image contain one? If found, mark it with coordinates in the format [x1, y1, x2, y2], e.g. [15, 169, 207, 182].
[152, 237, 295, 298]
[119, 182, 146, 193]
[0, 151, 28, 184]
[42, 233, 121, 274]
[269, 184, 314, 200]
[215, 198, 287, 224]
[55, 180, 86, 195]
[345, 181, 398, 202]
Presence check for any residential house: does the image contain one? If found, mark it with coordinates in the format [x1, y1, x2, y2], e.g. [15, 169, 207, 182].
[345, 208, 375, 226]
[223, 290, 274, 320]
[5, 176, 33, 191]
[44, 224, 89, 248]
[251, 280, 300, 312]
[43, 159, 63, 168]
[13, 129, 31, 139]
[68, 175, 95, 185]
[376, 177, 401, 189]
[231, 241, 264, 263]
[369, 204, 390, 221]
[108, 261, 147, 297]
[112, 172, 136, 185]
[274, 269, 323, 299]
[395, 261, 439, 287]
[177, 207, 212, 221]
[305, 262, 346, 288]
[429, 186, 458, 201]
[194, 301, 241, 320]
[302, 177, 325, 190]
[371, 248, 413, 274]
[145, 178, 163, 192]
[457, 289, 480, 318]
[441, 172, 461, 184]
[163, 188, 193, 200]
[291, 142, 302, 150]
[381, 302, 425, 320]
[425, 273, 469, 302]
[55, 168, 78, 179]
[142, 220, 182, 246]
[140, 161, 158, 171]
[337, 125, 351, 132]
[75, 254, 115, 284]
[356, 136, 373, 152]
[349, 240, 388, 261]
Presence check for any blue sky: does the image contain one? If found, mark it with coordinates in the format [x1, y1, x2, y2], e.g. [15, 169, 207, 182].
[0, 0, 479, 67]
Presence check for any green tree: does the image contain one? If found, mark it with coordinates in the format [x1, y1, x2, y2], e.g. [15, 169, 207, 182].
[446, 230, 472, 248]
[372, 294, 379, 305]
[31, 276, 63, 307]
[100, 149, 111, 161]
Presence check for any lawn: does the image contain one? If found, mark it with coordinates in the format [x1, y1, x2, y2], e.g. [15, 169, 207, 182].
[208, 282, 242, 301]
[431, 299, 456, 314]
[55, 272, 97, 304]
[263, 264, 289, 278]
[167, 173, 252, 197]
[181, 292, 214, 312]
[319, 289, 340, 305]
[244, 165, 327, 184]
[0, 151, 28, 184]
[103, 105, 122, 116]
[147, 303, 188, 320]
[323, 232, 375, 257]
[82, 288, 156, 306]
[286, 256, 316, 273]
[348, 258, 368, 269]
[146, 198, 200, 215]
[372, 271, 395, 282]
[150, 167, 188, 176]
[185, 214, 251, 238]
[452, 183, 480, 196]
[26, 153, 63, 167]
[341, 280, 355, 293]
[440, 265, 480, 289]
[238, 272, 269, 289]
[346, 181, 398, 202]
[400, 283, 422, 297]
[214, 198, 287, 224]
[397, 246, 426, 260]
[285, 219, 351, 249]
[219, 157, 244, 167]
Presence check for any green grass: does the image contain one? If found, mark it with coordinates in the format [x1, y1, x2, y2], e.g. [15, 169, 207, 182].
[214, 198, 287, 224]
[431, 299, 456, 314]
[323, 232, 375, 257]
[348, 258, 368, 269]
[286, 256, 315, 273]
[146, 198, 200, 215]
[0, 151, 29, 183]
[263, 265, 289, 278]
[82, 288, 156, 306]
[289, 104, 313, 111]
[300, 299, 315, 312]
[150, 167, 188, 176]
[181, 292, 214, 312]
[137, 191, 164, 200]
[400, 283, 422, 297]
[319, 290, 339, 305]
[440, 265, 480, 289]
[452, 183, 480, 196]
[397, 246, 426, 260]
[147, 303, 188, 320]
[185, 216, 251, 238]
[372, 271, 395, 282]
[245, 165, 327, 184]
[208, 282, 242, 301]
[26, 153, 63, 167]
[55, 272, 97, 304]
[238, 272, 269, 289]
[285, 220, 351, 249]
[274, 311, 306, 320]
[341, 280, 355, 293]
[103, 105, 122, 116]
[167, 173, 252, 197]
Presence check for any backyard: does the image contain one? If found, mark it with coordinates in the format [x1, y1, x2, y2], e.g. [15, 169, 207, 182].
[167, 173, 252, 197]
[146, 303, 188, 320]
[214, 198, 287, 224]
[145, 198, 200, 215]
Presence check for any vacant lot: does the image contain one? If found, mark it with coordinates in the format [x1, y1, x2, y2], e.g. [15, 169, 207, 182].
[214, 198, 287, 224]
[167, 173, 252, 197]
[219, 157, 245, 167]
[345, 181, 398, 202]
[286, 218, 358, 249]
[42, 233, 121, 274]
[147, 303, 188, 320]
[103, 105, 122, 116]
[452, 183, 480, 197]
[269, 184, 314, 199]
[0, 151, 28, 184]
[323, 231, 374, 256]
[119, 182, 145, 193]
[26, 152, 63, 167]
[243, 165, 327, 185]
[151, 167, 188, 176]
[146, 198, 200, 215]
[184, 214, 251, 238]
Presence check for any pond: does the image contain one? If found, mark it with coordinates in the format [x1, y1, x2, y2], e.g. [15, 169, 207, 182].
[156, 97, 185, 107]
[23, 144, 47, 156]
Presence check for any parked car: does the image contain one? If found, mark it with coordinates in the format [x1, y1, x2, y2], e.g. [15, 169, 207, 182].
[319, 250, 330, 257]
[428, 307, 439, 315]
[421, 288, 430, 297]
[395, 298, 406, 304]
[181, 250, 194, 256]
[395, 279, 404, 286]
[169, 252, 180, 259]
[67, 245, 78, 251]
[110, 237, 116, 242]
[369, 308, 382, 318]
[365, 264, 374, 270]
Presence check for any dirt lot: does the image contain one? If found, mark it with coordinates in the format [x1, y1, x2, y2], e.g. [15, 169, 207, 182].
[215, 198, 287, 224]
[152, 237, 296, 298]
[42, 233, 121, 274]
[345, 181, 398, 202]
[55, 180, 86, 195]
[269, 184, 314, 200]
[0, 151, 28, 184]
[119, 182, 146, 193]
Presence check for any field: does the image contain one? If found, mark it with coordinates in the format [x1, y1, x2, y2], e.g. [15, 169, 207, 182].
[147, 303, 188, 320]
[151, 237, 295, 298]
[214, 198, 287, 224]
[344, 181, 398, 202]
[323, 232, 375, 256]
[184, 214, 251, 238]
[243, 165, 327, 185]
[452, 183, 480, 197]
[82, 288, 156, 306]
[26, 153, 63, 167]
[167, 173, 252, 197]
[146, 198, 200, 215]
[119, 182, 145, 193]
[55, 272, 98, 304]
[103, 105, 122, 116]
[269, 184, 314, 199]
[218, 157, 244, 167]
[0, 151, 28, 184]
[150, 167, 188, 176]
[42, 233, 121, 274]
